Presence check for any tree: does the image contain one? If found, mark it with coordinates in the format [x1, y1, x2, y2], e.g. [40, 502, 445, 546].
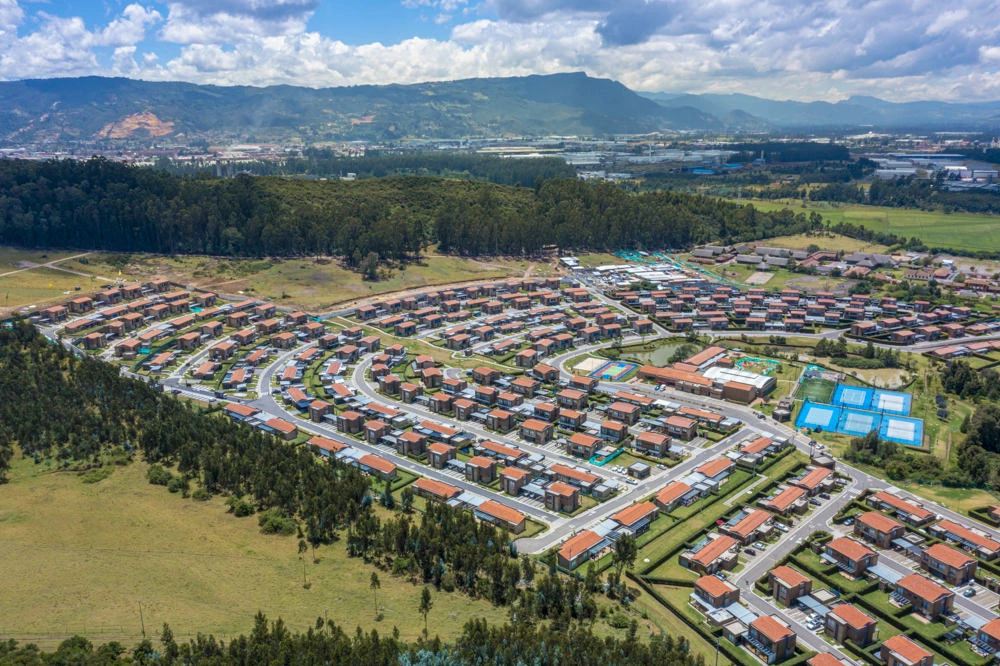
[419, 586, 433, 636]
[401, 486, 414, 513]
[370, 572, 381, 616]
[612, 533, 637, 579]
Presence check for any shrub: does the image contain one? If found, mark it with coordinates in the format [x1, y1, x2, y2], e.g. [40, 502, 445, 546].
[146, 464, 173, 486]
[608, 612, 631, 629]
[191, 488, 210, 501]
[166, 476, 187, 494]
[258, 507, 297, 535]
[226, 496, 255, 517]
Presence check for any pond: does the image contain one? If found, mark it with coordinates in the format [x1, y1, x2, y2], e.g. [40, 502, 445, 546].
[623, 342, 687, 367]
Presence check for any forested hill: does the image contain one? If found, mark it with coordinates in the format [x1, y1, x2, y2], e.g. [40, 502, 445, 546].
[0, 158, 820, 262]
[0, 72, 718, 144]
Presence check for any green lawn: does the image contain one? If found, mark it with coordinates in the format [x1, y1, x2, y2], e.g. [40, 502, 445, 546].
[747, 200, 1000, 253]
[0, 456, 508, 648]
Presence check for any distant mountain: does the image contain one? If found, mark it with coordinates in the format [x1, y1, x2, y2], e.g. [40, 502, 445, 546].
[643, 91, 1000, 130]
[0, 73, 722, 145]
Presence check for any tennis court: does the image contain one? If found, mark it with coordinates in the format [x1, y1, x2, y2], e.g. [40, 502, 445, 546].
[831, 384, 912, 416]
[796, 400, 923, 446]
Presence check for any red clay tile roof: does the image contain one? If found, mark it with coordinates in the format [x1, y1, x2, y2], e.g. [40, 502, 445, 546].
[882, 635, 932, 664]
[826, 537, 876, 562]
[414, 477, 460, 499]
[857, 511, 904, 534]
[898, 573, 952, 602]
[691, 535, 737, 566]
[829, 603, 875, 630]
[923, 542, 976, 569]
[477, 500, 524, 526]
[611, 502, 658, 527]
[750, 615, 795, 643]
[559, 530, 603, 560]
[770, 565, 810, 588]
[656, 482, 691, 505]
[695, 575, 737, 599]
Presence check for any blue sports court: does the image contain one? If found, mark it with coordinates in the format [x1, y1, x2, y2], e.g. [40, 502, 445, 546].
[796, 400, 924, 447]
[830, 385, 912, 416]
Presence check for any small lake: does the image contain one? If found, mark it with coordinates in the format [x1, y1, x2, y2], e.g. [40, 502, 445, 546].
[623, 343, 686, 367]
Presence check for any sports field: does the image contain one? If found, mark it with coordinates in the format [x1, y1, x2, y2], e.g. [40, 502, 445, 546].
[797, 377, 836, 403]
[748, 200, 1000, 253]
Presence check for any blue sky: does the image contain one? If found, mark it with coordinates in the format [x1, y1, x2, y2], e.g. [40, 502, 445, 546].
[1, 0, 999, 101]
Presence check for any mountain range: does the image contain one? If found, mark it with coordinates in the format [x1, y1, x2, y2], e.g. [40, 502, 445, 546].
[0, 72, 998, 146]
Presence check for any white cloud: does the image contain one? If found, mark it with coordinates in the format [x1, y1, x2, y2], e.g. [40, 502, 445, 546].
[0, 0, 998, 102]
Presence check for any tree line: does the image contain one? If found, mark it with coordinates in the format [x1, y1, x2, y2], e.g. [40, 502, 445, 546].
[0, 158, 821, 264]
[0, 612, 704, 665]
[160, 151, 577, 188]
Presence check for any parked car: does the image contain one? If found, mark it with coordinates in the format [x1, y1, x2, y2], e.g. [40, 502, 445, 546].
[964, 587, 977, 597]
[810, 498, 822, 506]
[819, 492, 832, 499]
[745, 548, 756, 556]
[844, 518, 855, 526]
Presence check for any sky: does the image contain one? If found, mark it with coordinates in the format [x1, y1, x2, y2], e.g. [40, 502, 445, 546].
[0, 0, 999, 101]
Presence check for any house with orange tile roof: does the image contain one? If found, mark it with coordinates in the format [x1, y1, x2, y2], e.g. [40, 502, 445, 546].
[465, 456, 498, 484]
[824, 537, 878, 575]
[789, 466, 834, 496]
[929, 519, 1000, 560]
[854, 511, 905, 548]
[720, 508, 773, 545]
[262, 417, 298, 441]
[633, 431, 672, 458]
[557, 529, 604, 570]
[880, 635, 932, 666]
[976, 618, 1000, 653]
[680, 534, 738, 575]
[308, 436, 348, 457]
[693, 575, 740, 610]
[866, 491, 934, 526]
[610, 502, 658, 536]
[807, 654, 850, 666]
[544, 481, 580, 513]
[921, 542, 977, 585]
[769, 565, 812, 606]
[474, 500, 526, 534]
[655, 481, 695, 512]
[746, 615, 796, 664]
[413, 477, 462, 502]
[824, 603, 877, 647]
[761, 486, 808, 516]
[895, 573, 954, 619]
[501, 466, 530, 496]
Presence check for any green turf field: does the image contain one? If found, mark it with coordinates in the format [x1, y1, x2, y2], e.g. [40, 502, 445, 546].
[797, 377, 836, 403]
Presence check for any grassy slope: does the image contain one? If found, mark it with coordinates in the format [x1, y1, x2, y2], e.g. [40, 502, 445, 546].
[0, 456, 508, 647]
[747, 199, 1000, 253]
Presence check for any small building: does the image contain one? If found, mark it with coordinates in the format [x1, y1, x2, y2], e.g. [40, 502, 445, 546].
[633, 431, 672, 458]
[413, 477, 462, 502]
[520, 419, 554, 445]
[397, 430, 427, 457]
[880, 635, 933, 666]
[655, 481, 693, 512]
[680, 534, 738, 574]
[501, 466, 531, 496]
[475, 500, 526, 534]
[854, 511, 905, 548]
[824, 537, 878, 576]
[364, 420, 390, 444]
[769, 565, 812, 606]
[664, 415, 698, 441]
[465, 456, 498, 484]
[567, 432, 602, 458]
[825, 603, 877, 647]
[427, 442, 456, 469]
[895, 573, 954, 620]
[693, 575, 740, 610]
[746, 615, 796, 664]
[976, 618, 1000, 655]
[557, 529, 603, 570]
[921, 542, 977, 585]
[599, 420, 629, 443]
[545, 481, 580, 513]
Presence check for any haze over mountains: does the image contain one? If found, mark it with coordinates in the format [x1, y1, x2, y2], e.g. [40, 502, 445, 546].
[1, 72, 998, 146]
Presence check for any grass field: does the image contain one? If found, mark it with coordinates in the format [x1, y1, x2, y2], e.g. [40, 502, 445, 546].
[797, 377, 836, 404]
[747, 200, 1000, 253]
[0, 456, 507, 647]
[55, 252, 539, 313]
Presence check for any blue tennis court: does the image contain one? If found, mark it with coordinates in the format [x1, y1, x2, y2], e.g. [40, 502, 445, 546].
[796, 400, 923, 446]
[831, 384, 912, 416]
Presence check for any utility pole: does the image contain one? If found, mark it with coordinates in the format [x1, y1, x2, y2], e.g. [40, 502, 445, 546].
[138, 601, 146, 638]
